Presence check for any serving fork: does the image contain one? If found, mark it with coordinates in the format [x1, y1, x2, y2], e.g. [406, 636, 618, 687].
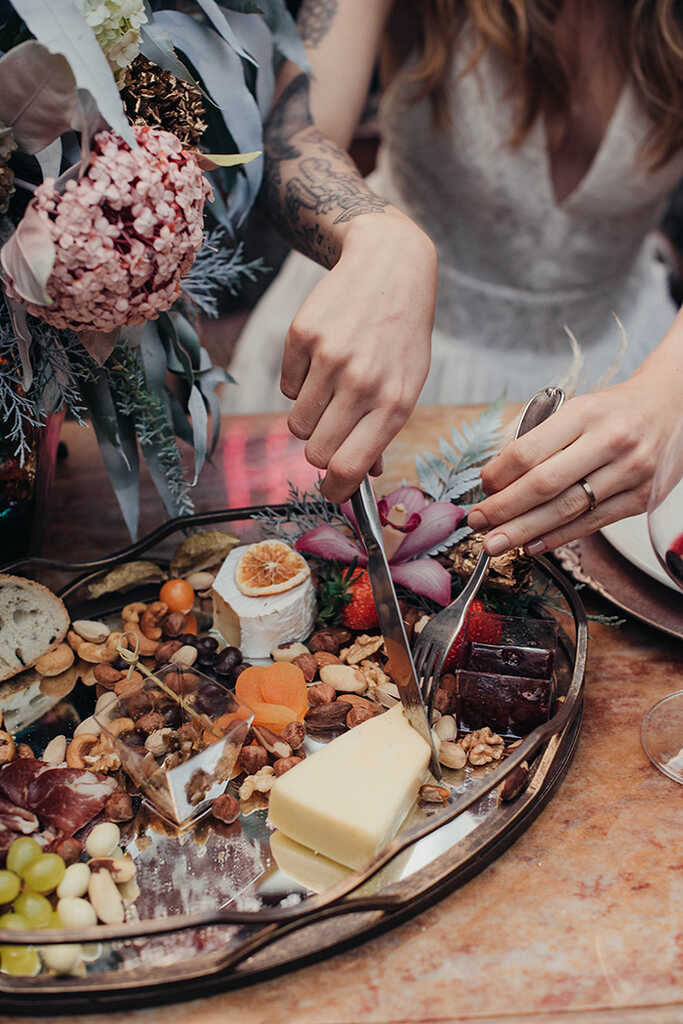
[412, 386, 566, 714]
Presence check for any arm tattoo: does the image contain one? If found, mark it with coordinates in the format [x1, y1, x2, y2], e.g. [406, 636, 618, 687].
[263, 73, 388, 267]
[298, 0, 339, 47]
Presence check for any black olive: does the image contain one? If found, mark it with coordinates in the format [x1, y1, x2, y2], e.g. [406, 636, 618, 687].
[194, 683, 229, 716]
[197, 650, 218, 668]
[231, 661, 250, 680]
[214, 646, 242, 676]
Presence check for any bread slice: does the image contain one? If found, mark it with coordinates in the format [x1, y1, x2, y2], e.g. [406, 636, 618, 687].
[0, 574, 69, 682]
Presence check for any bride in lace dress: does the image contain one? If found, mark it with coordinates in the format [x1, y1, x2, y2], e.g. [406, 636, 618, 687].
[232, 1, 683, 558]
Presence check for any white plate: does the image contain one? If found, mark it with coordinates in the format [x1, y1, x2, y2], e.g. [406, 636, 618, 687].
[601, 515, 680, 593]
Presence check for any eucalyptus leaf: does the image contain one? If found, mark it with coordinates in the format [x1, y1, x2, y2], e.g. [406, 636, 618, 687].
[224, 8, 274, 115]
[135, 319, 167, 396]
[187, 383, 208, 484]
[81, 372, 140, 538]
[225, 0, 310, 71]
[203, 383, 221, 458]
[10, 0, 135, 147]
[139, 21, 198, 88]
[0, 205, 55, 306]
[4, 296, 32, 390]
[35, 137, 62, 180]
[140, 439, 186, 520]
[154, 10, 263, 217]
[193, 0, 254, 64]
[71, 89, 107, 172]
[0, 41, 77, 153]
[167, 390, 195, 446]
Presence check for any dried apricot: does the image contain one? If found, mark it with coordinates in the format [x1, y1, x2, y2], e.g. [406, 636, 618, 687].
[248, 702, 298, 733]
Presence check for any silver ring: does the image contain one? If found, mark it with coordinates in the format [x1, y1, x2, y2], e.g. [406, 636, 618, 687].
[578, 477, 598, 513]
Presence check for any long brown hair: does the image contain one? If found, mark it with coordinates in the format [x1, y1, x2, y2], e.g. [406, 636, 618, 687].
[386, 1, 683, 170]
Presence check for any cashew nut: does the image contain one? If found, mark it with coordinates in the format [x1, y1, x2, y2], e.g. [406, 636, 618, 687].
[107, 717, 135, 737]
[66, 734, 99, 769]
[140, 601, 169, 641]
[35, 643, 75, 677]
[121, 602, 147, 624]
[0, 731, 15, 764]
[123, 623, 158, 658]
[78, 632, 129, 665]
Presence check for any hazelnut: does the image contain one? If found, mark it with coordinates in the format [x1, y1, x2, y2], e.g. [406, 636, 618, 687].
[281, 721, 306, 750]
[346, 705, 378, 729]
[273, 756, 303, 776]
[155, 640, 183, 665]
[291, 652, 317, 683]
[239, 744, 268, 774]
[308, 629, 341, 655]
[160, 611, 187, 638]
[52, 837, 82, 865]
[212, 793, 240, 825]
[307, 682, 336, 706]
[135, 711, 166, 735]
[104, 792, 134, 821]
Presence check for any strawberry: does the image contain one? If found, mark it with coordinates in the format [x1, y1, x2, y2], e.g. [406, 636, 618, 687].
[442, 599, 501, 669]
[341, 569, 379, 630]
[316, 562, 379, 630]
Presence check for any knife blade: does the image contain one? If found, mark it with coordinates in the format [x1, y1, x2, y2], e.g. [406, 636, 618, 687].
[351, 476, 442, 778]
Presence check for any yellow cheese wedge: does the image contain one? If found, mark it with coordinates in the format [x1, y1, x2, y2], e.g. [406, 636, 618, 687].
[270, 831, 352, 893]
[268, 705, 430, 870]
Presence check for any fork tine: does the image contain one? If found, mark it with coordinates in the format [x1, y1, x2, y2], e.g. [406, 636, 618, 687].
[413, 637, 434, 688]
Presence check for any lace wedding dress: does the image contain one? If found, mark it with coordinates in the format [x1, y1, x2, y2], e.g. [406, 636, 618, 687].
[230, 41, 683, 412]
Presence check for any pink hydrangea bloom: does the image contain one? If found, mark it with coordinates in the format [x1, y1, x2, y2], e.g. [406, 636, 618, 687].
[6, 125, 213, 332]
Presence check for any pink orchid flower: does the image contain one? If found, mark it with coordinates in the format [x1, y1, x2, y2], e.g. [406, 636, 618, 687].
[295, 486, 465, 606]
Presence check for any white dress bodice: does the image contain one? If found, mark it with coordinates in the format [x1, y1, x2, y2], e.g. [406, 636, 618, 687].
[229, 39, 683, 411]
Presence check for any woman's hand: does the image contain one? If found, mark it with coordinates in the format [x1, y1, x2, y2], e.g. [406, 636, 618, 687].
[281, 210, 437, 503]
[467, 368, 682, 556]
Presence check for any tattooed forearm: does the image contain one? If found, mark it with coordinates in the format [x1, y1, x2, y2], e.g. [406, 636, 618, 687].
[298, 0, 339, 47]
[263, 73, 388, 267]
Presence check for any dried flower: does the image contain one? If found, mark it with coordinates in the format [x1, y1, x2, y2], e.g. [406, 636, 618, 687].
[0, 120, 16, 214]
[5, 125, 213, 333]
[120, 55, 207, 149]
[75, 0, 147, 76]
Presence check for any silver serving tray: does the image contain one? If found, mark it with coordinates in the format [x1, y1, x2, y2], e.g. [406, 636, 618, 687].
[0, 506, 587, 1014]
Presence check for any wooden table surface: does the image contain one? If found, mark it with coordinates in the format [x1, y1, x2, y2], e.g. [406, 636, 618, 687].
[10, 406, 683, 1024]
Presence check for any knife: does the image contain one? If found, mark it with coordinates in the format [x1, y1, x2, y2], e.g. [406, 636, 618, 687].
[351, 476, 442, 778]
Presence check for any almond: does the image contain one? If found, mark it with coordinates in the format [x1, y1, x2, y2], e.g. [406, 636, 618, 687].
[346, 706, 378, 728]
[273, 755, 303, 776]
[305, 701, 351, 730]
[307, 682, 335, 706]
[313, 651, 342, 668]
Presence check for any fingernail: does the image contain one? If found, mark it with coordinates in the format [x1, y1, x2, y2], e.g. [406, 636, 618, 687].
[468, 510, 488, 531]
[485, 533, 510, 557]
[525, 539, 546, 556]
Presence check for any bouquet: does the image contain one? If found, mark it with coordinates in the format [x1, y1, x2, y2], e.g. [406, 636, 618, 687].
[0, 0, 306, 538]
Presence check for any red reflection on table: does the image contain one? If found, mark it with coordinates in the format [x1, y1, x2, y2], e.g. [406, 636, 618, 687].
[220, 416, 319, 508]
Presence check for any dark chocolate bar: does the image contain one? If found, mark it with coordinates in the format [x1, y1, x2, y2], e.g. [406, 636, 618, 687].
[456, 669, 554, 737]
[467, 641, 554, 679]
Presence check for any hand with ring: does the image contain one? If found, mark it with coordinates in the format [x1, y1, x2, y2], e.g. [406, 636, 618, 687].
[466, 370, 682, 557]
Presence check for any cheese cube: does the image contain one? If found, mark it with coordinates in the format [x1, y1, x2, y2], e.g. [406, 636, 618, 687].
[268, 706, 430, 869]
[212, 545, 316, 658]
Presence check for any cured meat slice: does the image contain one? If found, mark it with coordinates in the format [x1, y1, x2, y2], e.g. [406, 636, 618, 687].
[27, 768, 116, 835]
[0, 796, 39, 834]
[0, 758, 47, 807]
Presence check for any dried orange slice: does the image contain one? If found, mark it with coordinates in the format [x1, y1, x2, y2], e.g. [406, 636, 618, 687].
[234, 540, 310, 597]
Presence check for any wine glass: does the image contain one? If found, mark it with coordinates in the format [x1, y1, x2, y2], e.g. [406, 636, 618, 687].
[644, 417, 683, 783]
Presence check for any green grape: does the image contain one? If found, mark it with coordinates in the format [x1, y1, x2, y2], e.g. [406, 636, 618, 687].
[48, 910, 63, 929]
[0, 870, 20, 905]
[13, 891, 52, 929]
[23, 853, 66, 894]
[0, 945, 41, 976]
[0, 912, 29, 931]
[6, 837, 42, 878]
